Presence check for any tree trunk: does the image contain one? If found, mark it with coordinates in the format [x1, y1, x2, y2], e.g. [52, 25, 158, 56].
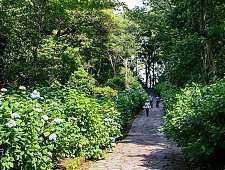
[149, 72, 152, 88]
[199, 0, 206, 37]
[145, 61, 148, 87]
[199, 0, 215, 80]
[152, 61, 155, 87]
[125, 58, 128, 88]
[109, 54, 116, 76]
[147, 56, 151, 88]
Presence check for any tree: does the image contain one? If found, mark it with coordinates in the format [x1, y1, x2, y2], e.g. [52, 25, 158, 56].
[140, 0, 225, 87]
[0, 0, 118, 85]
[125, 7, 164, 88]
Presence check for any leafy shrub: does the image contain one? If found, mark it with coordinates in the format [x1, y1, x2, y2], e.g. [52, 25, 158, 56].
[0, 69, 147, 169]
[106, 72, 142, 92]
[124, 71, 142, 90]
[0, 88, 89, 170]
[0, 86, 121, 169]
[67, 69, 96, 95]
[162, 80, 225, 169]
[155, 81, 179, 111]
[106, 72, 148, 132]
[106, 76, 126, 91]
[93, 86, 118, 101]
[116, 88, 147, 131]
[64, 89, 122, 159]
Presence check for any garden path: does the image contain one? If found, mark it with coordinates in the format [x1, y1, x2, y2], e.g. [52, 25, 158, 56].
[89, 102, 188, 170]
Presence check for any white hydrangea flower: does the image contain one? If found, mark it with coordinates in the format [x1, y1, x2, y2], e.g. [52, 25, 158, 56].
[53, 118, 63, 124]
[11, 112, 21, 119]
[42, 115, 49, 121]
[49, 133, 57, 141]
[71, 117, 77, 121]
[51, 102, 58, 106]
[0, 100, 2, 106]
[34, 108, 42, 112]
[104, 118, 111, 122]
[0, 94, 3, 98]
[6, 120, 17, 128]
[0, 88, 7, 92]
[18, 86, 26, 90]
[110, 137, 115, 141]
[110, 143, 116, 147]
[30, 90, 40, 99]
[41, 119, 45, 124]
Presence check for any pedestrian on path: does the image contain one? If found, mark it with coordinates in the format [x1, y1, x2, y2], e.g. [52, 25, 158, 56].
[143, 100, 151, 116]
[148, 94, 153, 108]
[156, 95, 160, 108]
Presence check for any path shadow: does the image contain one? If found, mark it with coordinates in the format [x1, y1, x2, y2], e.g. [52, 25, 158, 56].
[127, 149, 188, 170]
[115, 105, 189, 169]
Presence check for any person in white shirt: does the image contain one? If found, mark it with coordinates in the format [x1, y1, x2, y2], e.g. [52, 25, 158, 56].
[148, 95, 153, 108]
[143, 100, 151, 116]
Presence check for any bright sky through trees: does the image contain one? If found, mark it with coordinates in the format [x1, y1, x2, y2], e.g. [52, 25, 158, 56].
[119, 0, 143, 9]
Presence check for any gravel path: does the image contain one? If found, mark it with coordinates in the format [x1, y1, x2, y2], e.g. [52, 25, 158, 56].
[89, 103, 188, 170]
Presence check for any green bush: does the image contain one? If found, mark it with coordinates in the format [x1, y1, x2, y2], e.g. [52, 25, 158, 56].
[162, 80, 225, 169]
[64, 89, 122, 159]
[155, 81, 179, 111]
[116, 88, 147, 131]
[67, 69, 96, 96]
[0, 89, 77, 169]
[0, 86, 121, 169]
[93, 86, 118, 101]
[106, 76, 126, 91]
[0, 69, 147, 169]
[106, 72, 142, 92]
[125, 71, 143, 90]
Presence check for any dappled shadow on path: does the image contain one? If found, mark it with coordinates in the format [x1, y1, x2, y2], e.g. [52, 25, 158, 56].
[89, 104, 188, 170]
[115, 105, 189, 169]
[127, 150, 187, 170]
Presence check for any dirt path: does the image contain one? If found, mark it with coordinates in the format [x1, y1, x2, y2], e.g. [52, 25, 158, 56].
[89, 103, 188, 170]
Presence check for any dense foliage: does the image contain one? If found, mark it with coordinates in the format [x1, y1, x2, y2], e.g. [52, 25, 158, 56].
[125, 0, 225, 169]
[160, 80, 225, 169]
[5, 0, 225, 169]
[0, 0, 140, 86]
[0, 70, 147, 169]
[0, 0, 148, 169]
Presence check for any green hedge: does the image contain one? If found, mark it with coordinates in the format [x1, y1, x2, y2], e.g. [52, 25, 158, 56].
[0, 70, 146, 169]
[0, 87, 121, 169]
[116, 88, 147, 131]
[160, 80, 225, 169]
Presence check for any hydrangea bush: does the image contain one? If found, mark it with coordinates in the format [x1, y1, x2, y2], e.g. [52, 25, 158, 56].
[0, 72, 146, 169]
[0, 89, 79, 169]
[160, 80, 225, 169]
[116, 88, 147, 131]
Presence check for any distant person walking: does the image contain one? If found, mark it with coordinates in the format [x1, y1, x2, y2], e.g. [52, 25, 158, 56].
[143, 100, 151, 116]
[148, 94, 153, 108]
[156, 95, 160, 108]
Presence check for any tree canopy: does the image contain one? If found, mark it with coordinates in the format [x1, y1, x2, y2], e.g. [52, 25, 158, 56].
[1, 0, 225, 168]
[134, 0, 225, 86]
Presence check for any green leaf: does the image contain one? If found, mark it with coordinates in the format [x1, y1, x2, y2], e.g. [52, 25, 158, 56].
[44, 132, 50, 137]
